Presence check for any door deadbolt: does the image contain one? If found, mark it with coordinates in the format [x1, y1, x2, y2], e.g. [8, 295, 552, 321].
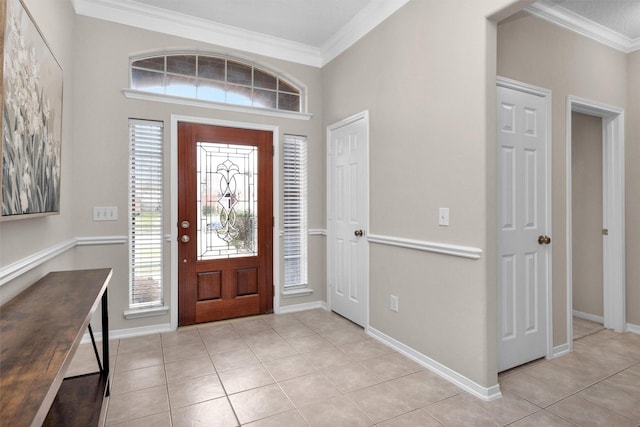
[354, 229, 364, 237]
[181, 220, 190, 229]
[537, 235, 551, 245]
[181, 235, 190, 243]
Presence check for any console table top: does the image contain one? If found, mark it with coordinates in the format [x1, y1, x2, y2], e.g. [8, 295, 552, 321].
[0, 268, 112, 426]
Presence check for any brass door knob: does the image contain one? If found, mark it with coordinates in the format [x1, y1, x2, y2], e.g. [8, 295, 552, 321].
[538, 235, 551, 245]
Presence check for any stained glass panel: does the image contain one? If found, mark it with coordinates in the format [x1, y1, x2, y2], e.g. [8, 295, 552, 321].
[197, 143, 258, 260]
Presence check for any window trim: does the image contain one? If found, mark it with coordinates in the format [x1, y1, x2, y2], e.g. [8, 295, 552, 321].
[128, 119, 165, 312]
[283, 134, 309, 291]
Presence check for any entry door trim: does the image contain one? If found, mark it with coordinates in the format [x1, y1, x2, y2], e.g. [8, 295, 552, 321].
[170, 115, 280, 330]
[326, 110, 370, 328]
[565, 96, 625, 343]
[496, 76, 553, 364]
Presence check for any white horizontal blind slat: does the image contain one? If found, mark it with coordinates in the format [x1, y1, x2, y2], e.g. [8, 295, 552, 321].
[129, 119, 164, 308]
[283, 134, 308, 288]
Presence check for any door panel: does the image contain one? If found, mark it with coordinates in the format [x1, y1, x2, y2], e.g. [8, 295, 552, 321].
[328, 114, 368, 326]
[497, 84, 549, 372]
[178, 123, 273, 326]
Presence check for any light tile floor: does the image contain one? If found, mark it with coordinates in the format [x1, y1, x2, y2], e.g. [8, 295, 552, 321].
[68, 310, 640, 426]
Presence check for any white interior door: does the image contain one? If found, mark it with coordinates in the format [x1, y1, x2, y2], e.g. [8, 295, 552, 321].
[327, 112, 369, 327]
[497, 81, 550, 372]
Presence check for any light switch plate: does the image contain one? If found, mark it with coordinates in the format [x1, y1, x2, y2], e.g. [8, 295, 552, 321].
[439, 208, 449, 226]
[93, 206, 118, 221]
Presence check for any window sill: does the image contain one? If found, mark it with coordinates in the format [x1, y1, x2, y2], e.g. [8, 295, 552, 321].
[124, 305, 170, 319]
[282, 287, 314, 298]
[123, 89, 313, 121]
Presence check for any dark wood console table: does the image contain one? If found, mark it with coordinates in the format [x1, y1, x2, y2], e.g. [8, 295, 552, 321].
[0, 268, 112, 426]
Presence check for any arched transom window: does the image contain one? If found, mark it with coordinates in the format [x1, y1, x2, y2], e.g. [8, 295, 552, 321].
[130, 53, 304, 112]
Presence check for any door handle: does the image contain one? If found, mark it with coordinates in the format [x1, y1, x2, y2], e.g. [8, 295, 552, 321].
[354, 229, 364, 237]
[537, 235, 551, 245]
[181, 235, 190, 243]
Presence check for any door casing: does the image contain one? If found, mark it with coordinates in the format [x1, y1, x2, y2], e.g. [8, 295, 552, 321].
[170, 115, 280, 330]
[566, 97, 626, 346]
[326, 110, 370, 327]
[496, 76, 553, 366]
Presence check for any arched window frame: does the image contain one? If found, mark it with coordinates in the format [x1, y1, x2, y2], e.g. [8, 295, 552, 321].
[124, 52, 311, 120]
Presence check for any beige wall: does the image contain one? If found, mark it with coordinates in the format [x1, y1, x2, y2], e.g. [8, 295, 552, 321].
[626, 51, 640, 326]
[571, 112, 603, 318]
[497, 12, 629, 344]
[323, 0, 524, 388]
[0, 0, 77, 303]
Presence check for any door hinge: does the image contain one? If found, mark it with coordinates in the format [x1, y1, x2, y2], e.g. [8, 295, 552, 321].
[273, 216, 275, 227]
[272, 144, 275, 157]
[603, 229, 609, 236]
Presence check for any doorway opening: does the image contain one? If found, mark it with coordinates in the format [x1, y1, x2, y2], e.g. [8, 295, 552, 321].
[566, 96, 625, 350]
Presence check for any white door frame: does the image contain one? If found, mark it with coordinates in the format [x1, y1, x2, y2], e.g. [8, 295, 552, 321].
[326, 110, 370, 327]
[496, 76, 554, 362]
[170, 115, 280, 330]
[566, 97, 625, 345]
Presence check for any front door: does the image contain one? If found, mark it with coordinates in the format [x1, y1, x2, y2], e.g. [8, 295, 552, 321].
[497, 81, 550, 372]
[178, 123, 273, 326]
[327, 112, 369, 327]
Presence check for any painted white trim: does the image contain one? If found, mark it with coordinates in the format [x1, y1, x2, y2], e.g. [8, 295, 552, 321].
[76, 235, 128, 246]
[72, 0, 411, 68]
[367, 326, 502, 401]
[525, 1, 640, 53]
[496, 76, 554, 364]
[572, 310, 604, 325]
[308, 228, 327, 236]
[326, 110, 370, 328]
[123, 305, 170, 319]
[0, 236, 127, 287]
[170, 116, 281, 330]
[627, 323, 640, 335]
[367, 233, 482, 260]
[566, 97, 626, 344]
[320, 0, 411, 66]
[551, 343, 571, 359]
[281, 288, 314, 298]
[72, 0, 322, 67]
[277, 300, 328, 314]
[123, 90, 312, 121]
[82, 322, 174, 343]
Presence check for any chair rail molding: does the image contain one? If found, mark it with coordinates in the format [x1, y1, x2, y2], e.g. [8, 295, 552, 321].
[0, 236, 127, 286]
[367, 233, 482, 260]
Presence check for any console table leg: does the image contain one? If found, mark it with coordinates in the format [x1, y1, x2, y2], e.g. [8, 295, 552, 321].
[101, 290, 110, 396]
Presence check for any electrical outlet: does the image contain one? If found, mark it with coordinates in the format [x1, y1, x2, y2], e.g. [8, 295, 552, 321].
[390, 295, 399, 312]
[93, 206, 118, 221]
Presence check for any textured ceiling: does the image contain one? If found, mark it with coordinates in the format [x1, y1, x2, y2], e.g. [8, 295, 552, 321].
[548, 0, 640, 39]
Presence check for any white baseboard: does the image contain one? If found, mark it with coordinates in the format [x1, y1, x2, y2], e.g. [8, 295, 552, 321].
[573, 310, 604, 324]
[82, 323, 174, 344]
[277, 300, 328, 314]
[552, 342, 571, 358]
[627, 323, 640, 335]
[366, 326, 502, 401]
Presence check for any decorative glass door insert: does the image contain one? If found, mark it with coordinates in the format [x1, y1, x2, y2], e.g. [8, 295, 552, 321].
[197, 142, 258, 260]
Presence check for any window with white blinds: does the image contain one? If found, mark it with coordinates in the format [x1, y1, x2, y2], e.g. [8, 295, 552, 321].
[128, 119, 164, 308]
[283, 134, 308, 288]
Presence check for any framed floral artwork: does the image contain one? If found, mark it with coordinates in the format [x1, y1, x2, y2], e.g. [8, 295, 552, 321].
[1, 0, 63, 220]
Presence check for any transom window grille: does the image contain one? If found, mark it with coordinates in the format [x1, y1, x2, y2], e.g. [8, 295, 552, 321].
[283, 135, 308, 288]
[128, 119, 164, 308]
[197, 142, 258, 260]
[130, 53, 303, 112]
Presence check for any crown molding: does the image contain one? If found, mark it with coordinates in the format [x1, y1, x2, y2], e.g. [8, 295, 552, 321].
[320, 0, 411, 66]
[71, 0, 323, 67]
[71, 0, 411, 68]
[525, 1, 640, 53]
